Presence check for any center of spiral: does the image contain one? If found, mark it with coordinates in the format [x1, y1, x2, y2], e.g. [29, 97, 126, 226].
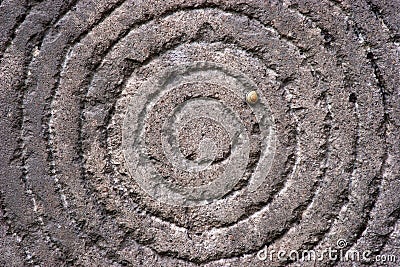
[122, 62, 276, 206]
[178, 117, 230, 166]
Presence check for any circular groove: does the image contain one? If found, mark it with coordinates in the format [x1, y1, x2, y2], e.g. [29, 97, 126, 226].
[0, 0, 398, 266]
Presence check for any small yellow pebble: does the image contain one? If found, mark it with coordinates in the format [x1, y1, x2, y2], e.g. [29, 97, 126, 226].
[246, 91, 258, 104]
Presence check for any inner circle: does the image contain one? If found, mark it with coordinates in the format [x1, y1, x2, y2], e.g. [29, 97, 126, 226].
[162, 97, 245, 173]
[122, 62, 276, 206]
[145, 82, 261, 193]
[178, 117, 231, 164]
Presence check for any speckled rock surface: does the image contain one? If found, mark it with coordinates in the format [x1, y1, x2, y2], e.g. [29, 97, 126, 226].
[0, 0, 399, 266]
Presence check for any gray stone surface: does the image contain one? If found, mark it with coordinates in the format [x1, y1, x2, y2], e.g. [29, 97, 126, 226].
[0, 0, 399, 266]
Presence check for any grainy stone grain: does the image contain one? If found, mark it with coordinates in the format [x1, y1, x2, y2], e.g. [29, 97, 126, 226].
[0, 0, 399, 266]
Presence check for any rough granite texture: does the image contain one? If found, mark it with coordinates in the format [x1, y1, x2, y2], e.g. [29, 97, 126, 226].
[0, 0, 399, 266]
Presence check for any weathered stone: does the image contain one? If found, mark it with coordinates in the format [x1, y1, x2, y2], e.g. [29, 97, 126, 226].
[0, 0, 399, 266]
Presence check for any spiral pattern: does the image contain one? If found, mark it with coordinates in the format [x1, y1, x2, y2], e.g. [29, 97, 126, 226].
[121, 61, 275, 206]
[0, 0, 399, 266]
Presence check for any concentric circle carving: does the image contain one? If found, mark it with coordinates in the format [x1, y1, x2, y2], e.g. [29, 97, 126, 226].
[0, 0, 399, 266]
